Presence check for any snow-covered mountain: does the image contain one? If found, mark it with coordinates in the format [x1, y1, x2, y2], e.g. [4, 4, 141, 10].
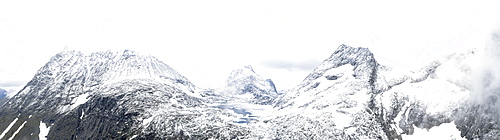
[268, 44, 498, 139]
[269, 44, 393, 139]
[217, 65, 278, 105]
[0, 50, 251, 139]
[0, 44, 498, 139]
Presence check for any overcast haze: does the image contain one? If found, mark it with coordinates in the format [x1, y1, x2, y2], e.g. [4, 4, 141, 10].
[1, 0, 500, 91]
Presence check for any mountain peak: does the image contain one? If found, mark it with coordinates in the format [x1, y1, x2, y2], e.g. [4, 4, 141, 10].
[275, 44, 380, 108]
[7, 49, 197, 113]
[243, 65, 255, 73]
[237, 65, 255, 73]
[329, 44, 374, 66]
[0, 49, 211, 139]
[226, 65, 257, 84]
[222, 65, 278, 104]
[301, 44, 377, 82]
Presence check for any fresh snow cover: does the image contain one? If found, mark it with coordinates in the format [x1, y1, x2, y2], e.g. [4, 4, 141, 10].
[14, 86, 30, 96]
[383, 77, 469, 117]
[401, 121, 464, 140]
[385, 53, 471, 115]
[8, 121, 27, 140]
[58, 93, 91, 113]
[71, 93, 90, 110]
[273, 64, 370, 130]
[129, 135, 138, 140]
[80, 110, 84, 119]
[183, 85, 202, 98]
[0, 118, 18, 139]
[142, 116, 154, 126]
[296, 64, 356, 109]
[39, 121, 50, 140]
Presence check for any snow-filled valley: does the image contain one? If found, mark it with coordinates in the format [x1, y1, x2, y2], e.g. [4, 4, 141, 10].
[0, 43, 498, 139]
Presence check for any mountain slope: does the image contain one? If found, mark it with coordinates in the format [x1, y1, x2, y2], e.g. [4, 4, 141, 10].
[270, 44, 391, 139]
[267, 44, 495, 139]
[0, 50, 250, 140]
[0, 45, 498, 139]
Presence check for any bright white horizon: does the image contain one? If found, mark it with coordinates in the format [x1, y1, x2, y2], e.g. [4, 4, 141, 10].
[1, 0, 499, 91]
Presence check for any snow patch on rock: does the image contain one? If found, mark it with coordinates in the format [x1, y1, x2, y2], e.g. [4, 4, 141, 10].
[39, 121, 51, 140]
[0, 118, 18, 139]
[58, 93, 91, 113]
[402, 121, 464, 140]
[8, 121, 27, 140]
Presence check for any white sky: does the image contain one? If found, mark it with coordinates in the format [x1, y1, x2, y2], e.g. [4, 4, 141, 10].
[1, 0, 499, 91]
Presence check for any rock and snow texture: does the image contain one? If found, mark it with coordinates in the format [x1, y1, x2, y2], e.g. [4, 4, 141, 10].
[3, 50, 197, 114]
[0, 118, 18, 139]
[0, 50, 249, 139]
[401, 121, 464, 140]
[202, 65, 278, 126]
[218, 65, 278, 105]
[270, 44, 498, 139]
[8, 120, 27, 140]
[0, 44, 498, 139]
[274, 45, 380, 109]
[271, 44, 391, 139]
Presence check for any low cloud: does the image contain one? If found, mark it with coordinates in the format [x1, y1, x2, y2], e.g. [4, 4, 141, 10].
[468, 26, 500, 115]
[260, 59, 321, 71]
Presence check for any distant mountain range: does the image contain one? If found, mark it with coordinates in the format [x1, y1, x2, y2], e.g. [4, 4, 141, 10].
[0, 45, 498, 139]
[0, 88, 7, 107]
[0, 88, 6, 99]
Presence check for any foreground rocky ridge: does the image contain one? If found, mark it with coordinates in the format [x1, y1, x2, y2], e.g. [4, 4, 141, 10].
[0, 45, 498, 139]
